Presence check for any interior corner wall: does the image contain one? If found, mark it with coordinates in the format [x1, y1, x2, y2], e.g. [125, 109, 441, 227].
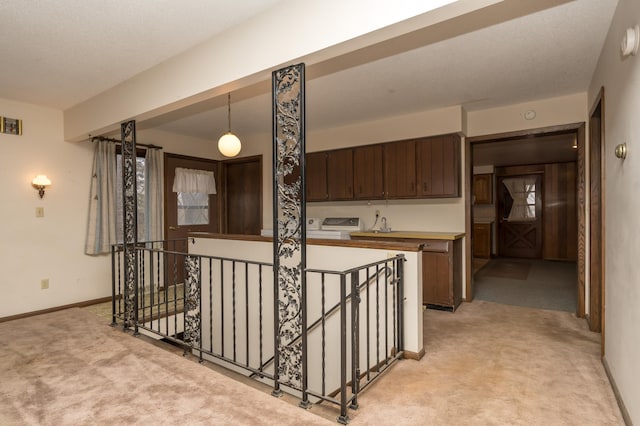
[465, 93, 588, 137]
[0, 98, 111, 318]
[587, 0, 640, 422]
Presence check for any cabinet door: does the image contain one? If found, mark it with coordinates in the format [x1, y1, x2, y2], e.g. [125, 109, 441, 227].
[306, 152, 328, 201]
[354, 145, 384, 199]
[422, 251, 451, 306]
[473, 223, 491, 258]
[384, 139, 416, 198]
[473, 174, 492, 204]
[327, 148, 354, 200]
[417, 135, 460, 197]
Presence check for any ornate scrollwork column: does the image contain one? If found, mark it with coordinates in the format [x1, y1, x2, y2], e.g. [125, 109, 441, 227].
[184, 255, 201, 349]
[272, 63, 307, 398]
[121, 120, 138, 332]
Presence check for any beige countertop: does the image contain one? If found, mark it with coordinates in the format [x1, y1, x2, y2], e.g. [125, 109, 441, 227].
[350, 231, 465, 241]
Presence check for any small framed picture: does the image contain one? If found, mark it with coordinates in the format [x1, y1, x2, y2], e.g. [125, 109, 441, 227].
[2, 117, 22, 135]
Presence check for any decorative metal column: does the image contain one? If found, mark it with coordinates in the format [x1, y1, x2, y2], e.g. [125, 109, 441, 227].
[121, 120, 139, 333]
[271, 63, 307, 401]
[184, 255, 202, 354]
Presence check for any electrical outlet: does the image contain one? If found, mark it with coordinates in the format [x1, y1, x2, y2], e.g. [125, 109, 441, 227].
[36, 207, 44, 217]
[41, 279, 49, 290]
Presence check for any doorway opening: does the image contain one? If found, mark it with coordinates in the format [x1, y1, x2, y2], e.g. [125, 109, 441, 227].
[466, 123, 586, 315]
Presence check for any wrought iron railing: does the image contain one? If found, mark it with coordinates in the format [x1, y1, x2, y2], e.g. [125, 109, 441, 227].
[111, 240, 404, 423]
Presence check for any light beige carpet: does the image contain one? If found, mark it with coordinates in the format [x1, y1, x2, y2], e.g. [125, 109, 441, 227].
[345, 301, 624, 425]
[0, 308, 331, 426]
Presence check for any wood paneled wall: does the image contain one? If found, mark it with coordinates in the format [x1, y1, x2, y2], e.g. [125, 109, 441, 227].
[543, 162, 577, 260]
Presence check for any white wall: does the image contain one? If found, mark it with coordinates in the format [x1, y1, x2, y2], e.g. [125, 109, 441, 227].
[588, 0, 640, 422]
[0, 98, 111, 317]
[466, 92, 587, 137]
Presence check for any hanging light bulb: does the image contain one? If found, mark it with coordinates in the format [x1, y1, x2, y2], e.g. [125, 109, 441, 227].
[218, 93, 241, 157]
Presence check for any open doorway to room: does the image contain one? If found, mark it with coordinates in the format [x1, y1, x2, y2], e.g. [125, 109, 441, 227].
[466, 124, 586, 315]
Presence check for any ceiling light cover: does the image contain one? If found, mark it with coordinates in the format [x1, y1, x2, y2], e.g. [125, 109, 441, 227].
[218, 132, 242, 157]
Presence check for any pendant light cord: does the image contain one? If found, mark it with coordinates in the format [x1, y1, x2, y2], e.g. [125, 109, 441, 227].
[227, 92, 232, 133]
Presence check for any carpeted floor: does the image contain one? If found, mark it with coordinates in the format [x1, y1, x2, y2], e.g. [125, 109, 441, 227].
[346, 301, 623, 425]
[2, 301, 623, 425]
[0, 308, 331, 426]
[474, 258, 577, 312]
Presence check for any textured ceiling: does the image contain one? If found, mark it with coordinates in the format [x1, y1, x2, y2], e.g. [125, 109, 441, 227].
[155, 0, 618, 140]
[0, 0, 284, 109]
[0, 0, 619, 146]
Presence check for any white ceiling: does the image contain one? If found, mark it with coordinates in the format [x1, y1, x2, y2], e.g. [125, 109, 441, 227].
[0, 0, 284, 109]
[0, 0, 619, 162]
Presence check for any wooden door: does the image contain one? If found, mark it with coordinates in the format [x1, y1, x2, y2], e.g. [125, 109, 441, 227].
[164, 154, 219, 285]
[354, 145, 384, 199]
[417, 135, 460, 197]
[385, 139, 416, 198]
[543, 162, 577, 261]
[589, 100, 603, 333]
[497, 174, 542, 259]
[327, 148, 353, 200]
[222, 156, 262, 235]
[306, 152, 328, 201]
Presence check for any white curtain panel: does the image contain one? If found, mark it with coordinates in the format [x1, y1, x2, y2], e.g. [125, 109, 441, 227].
[145, 148, 164, 242]
[172, 168, 216, 194]
[503, 176, 537, 222]
[85, 140, 117, 255]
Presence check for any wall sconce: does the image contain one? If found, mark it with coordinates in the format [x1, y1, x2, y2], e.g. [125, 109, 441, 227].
[32, 175, 51, 198]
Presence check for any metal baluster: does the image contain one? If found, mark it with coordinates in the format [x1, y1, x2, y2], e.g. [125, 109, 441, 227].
[209, 258, 213, 353]
[338, 274, 349, 424]
[376, 264, 380, 372]
[366, 266, 371, 381]
[350, 270, 360, 410]
[321, 272, 326, 397]
[233, 261, 237, 362]
[111, 245, 117, 326]
[396, 256, 404, 353]
[245, 262, 250, 368]
[221, 260, 225, 358]
[259, 265, 263, 374]
[384, 263, 389, 365]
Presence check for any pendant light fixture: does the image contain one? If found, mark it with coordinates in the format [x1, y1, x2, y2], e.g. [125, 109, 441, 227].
[218, 92, 242, 157]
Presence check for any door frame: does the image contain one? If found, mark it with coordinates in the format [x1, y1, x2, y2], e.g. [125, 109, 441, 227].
[589, 87, 605, 349]
[465, 122, 587, 317]
[219, 155, 263, 234]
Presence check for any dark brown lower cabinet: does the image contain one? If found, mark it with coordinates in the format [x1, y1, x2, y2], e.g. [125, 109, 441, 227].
[422, 239, 462, 310]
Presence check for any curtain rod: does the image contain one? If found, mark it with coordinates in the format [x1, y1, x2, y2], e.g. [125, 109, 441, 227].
[91, 136, 162, 150]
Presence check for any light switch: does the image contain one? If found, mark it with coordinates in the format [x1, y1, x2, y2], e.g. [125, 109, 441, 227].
[36, 207, 44, 217]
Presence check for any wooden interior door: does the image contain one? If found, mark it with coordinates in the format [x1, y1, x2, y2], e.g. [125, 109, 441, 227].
[164, 154, 219, 285]
[498, 174, 542, 258]
[221, 156, 262, 235]
[589, 99, 604, 334]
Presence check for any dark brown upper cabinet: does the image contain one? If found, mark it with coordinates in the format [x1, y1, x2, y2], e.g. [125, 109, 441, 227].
[416, 134, 460, 198]
[473, 173, 493, 204]
[353, 144, 385, 200]
[305, 151, 329, 201]
[384, 139, 417, 198]
[326, 148, 354, 200]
